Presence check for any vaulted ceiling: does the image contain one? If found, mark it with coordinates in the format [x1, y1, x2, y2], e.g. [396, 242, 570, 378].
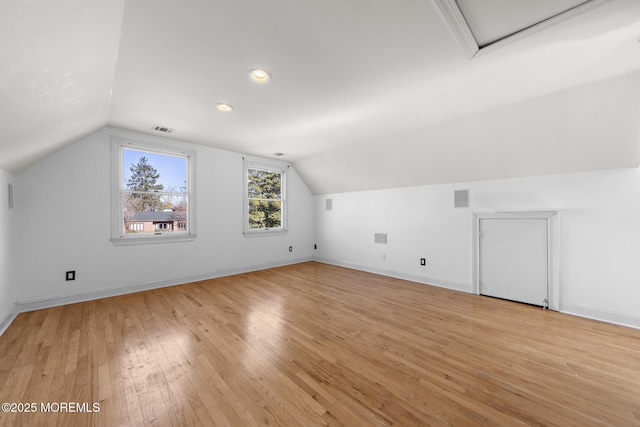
[2, 0, 640, 194]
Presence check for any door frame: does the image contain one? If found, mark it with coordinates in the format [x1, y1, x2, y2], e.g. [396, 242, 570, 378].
[472, 211, 559, 311]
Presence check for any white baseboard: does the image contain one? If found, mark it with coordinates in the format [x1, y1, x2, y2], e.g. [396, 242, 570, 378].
[314, 257, 640, 330]
[313, 257, 472, 293]
[560, 302, 640, 330]
[0, 302, 18, 337]
[16, 257, 313, 315]
[7, 258, 639, 335]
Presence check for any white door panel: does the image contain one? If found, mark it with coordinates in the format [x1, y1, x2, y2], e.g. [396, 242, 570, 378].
[479, 218, 548, 306]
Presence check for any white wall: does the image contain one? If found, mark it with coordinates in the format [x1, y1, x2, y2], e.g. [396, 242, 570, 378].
[0, 168, 16, 334]
[314, 168, 640, 328]
[13, 127, 314, 307]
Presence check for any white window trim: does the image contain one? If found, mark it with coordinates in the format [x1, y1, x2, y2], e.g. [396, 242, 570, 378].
[243, 157, 288, 237]
[111, 136, 197, 246]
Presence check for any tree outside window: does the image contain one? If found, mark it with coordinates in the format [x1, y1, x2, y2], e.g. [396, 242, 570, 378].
[126, 156, 165, 212]
[120, 147, 189, 236]
[245, 162, 287, 234]
[111, 138, 195, 245]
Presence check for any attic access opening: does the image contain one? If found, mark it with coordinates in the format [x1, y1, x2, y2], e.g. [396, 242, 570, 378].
[433, 0, 609, 57]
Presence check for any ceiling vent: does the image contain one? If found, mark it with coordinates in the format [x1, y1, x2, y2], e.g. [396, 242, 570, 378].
[152, 125, 175, 133]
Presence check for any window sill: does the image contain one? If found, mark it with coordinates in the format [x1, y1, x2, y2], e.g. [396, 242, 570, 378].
[111, 234, 197, 246]
[243, 229, 288, 238]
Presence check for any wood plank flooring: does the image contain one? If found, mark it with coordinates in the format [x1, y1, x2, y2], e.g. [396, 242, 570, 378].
[1, 261, 639, 426]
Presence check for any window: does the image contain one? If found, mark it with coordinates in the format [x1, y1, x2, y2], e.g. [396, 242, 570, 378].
[111, 137, 196, 245]
[244, 159, 287, 235]
[129, 223, 144, 232]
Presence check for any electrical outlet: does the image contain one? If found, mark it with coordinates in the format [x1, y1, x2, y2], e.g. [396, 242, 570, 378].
[420, 258, 426, 266]
[66, 271, 76, 281]
[289, 246, 293, 252]
[314, 244, 317, 250]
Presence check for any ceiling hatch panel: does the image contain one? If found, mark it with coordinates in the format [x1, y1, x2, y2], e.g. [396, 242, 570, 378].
[456, 0, 591, 47]
[435, 0, 610, 57]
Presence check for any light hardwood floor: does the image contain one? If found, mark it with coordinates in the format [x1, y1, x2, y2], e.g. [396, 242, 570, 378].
[1, 262, 639, 426]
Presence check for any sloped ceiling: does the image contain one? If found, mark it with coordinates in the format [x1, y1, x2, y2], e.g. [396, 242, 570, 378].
[1, 0, 124, 172]
[2, 0, 640, 194]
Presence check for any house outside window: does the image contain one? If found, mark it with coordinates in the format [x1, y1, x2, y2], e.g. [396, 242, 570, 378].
[111, 137, 196, 245]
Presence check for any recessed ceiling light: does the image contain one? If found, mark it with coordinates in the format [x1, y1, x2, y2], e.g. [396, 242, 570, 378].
[249, 69, 271, 83]
[215, 103, 234, 112]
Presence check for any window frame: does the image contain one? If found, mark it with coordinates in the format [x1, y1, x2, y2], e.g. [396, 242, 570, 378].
[243, 158, 288, 237]
[111, 137, 196, 246]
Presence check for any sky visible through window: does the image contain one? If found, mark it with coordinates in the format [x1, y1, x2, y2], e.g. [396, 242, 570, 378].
[123, 148, 187, 193]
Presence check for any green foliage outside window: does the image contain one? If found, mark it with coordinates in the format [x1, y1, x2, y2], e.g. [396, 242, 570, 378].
[248, 168, 283, 229]
[126, 156, 164, 212]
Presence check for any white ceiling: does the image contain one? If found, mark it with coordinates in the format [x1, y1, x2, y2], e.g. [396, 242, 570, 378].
[2, 0, 640, 194]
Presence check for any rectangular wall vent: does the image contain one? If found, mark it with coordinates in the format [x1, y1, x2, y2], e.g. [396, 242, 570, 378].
[152, 125, 175, 133]
[454, 189, 469, 208]
[7, 183, 13, 209]
[374, 233, 387, 244]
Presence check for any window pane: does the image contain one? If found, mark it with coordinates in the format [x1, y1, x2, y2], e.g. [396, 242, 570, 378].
[123, 193, 188, 234]
[124, 149, 187, 194]
[248, 200, 282, 229]
[248, 168, 282, 200]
